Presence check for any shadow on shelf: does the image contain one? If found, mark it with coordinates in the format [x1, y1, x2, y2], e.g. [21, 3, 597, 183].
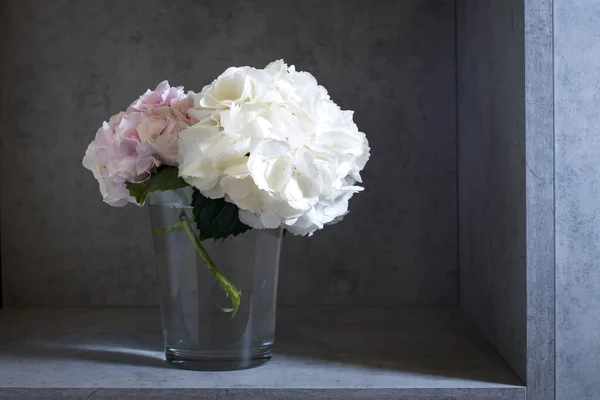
[274, 306, 523, 386]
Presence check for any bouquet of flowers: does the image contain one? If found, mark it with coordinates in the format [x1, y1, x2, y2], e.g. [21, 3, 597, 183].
[83, 60, 370, 315]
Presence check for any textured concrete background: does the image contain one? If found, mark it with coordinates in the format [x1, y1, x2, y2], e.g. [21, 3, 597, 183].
[456, 0, 527, 383]
[0, 0, 457, 306]
[523, 0, 555, 399]
[456, 1, 556, 398]
[555, 1, 600, 399]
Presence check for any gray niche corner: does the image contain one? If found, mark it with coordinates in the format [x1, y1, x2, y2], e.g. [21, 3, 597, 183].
[8, 0, 600, 399]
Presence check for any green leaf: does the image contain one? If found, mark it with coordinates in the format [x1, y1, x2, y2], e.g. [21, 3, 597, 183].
[191, 189, 251, 241]
[125, 167, 188, 205]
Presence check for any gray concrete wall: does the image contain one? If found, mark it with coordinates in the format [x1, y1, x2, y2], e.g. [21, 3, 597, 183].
[524, 1, 555, 399]
[457, 3, 556, 399]
[0, 0, 457, 306]
[457, 0, 527, 382]
[555, 1, 600, 399]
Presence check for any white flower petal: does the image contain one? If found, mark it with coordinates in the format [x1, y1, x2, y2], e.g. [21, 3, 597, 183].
[259, 213, 282, 229]
[247, 139, 293, 192]
[238, 210, 267, 229]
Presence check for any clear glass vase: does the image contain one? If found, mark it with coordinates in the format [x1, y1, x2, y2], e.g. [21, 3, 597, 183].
[147, 188, 283, 371]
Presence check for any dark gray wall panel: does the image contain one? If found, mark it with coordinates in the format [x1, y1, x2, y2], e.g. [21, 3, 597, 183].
[458, 2, 556, 397]
[0, 0, 457, 306]
[457, 0, 527, 382]
[555, 1, 600, 399]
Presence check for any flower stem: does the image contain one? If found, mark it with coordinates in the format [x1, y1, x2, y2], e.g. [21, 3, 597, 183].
[177, 208, 241, 317]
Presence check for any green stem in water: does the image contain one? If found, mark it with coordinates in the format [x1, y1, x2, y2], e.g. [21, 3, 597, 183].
[176, 208, 241, 317]
[152, 220, 184, 235]
[152, 214, 195, 235]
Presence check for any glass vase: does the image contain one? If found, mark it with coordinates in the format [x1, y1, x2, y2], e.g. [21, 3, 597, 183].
[147, 188, 283, 371]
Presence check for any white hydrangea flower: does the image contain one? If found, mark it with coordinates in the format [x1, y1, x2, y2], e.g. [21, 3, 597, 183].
[178, 60, 370, 236]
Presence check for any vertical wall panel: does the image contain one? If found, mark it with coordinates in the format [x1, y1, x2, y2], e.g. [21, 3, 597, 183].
[524, 1, 555, 399]
[555, 1, 600, 399]
[458, 2, 556, 397]
[457, 0, 527, 382]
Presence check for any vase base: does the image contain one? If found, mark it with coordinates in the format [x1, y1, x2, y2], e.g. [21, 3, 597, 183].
[165, 345, 272, 371]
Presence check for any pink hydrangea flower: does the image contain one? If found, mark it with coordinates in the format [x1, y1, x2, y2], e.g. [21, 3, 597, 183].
[83, 81, 194, 206]
[128, 80, 188, 111]
[137, 96, 195, 166]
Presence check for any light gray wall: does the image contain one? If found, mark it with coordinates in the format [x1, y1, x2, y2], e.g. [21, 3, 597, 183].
[555, 1, 600, 399]
[457, 2, 556, 398]
[0, 0, 457, 306]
